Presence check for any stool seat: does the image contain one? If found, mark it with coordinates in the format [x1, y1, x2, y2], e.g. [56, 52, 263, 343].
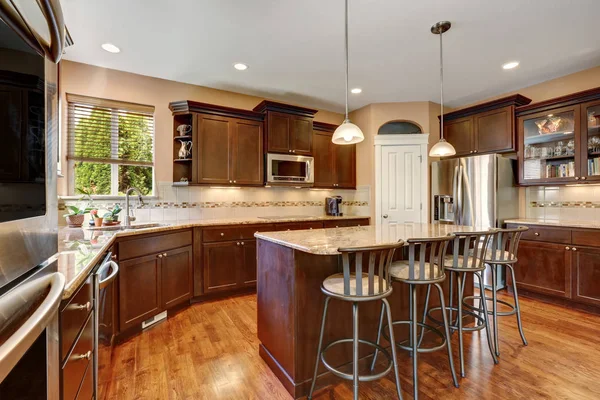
[322, 273, 389, 297]
[389, 260, 444, 282]
[443, 254, 480, 270]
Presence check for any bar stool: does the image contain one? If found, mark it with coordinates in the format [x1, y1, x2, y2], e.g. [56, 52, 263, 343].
[371, 235, 458, 400]
[463, 226, 529, 357]
[426, 229, 498, 378]
[307, 242, 405, 400]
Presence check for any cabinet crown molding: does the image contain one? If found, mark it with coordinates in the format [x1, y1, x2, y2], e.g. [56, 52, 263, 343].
[313, 121, 339, 132]
[253, 100, 318, 118]
[169, 100, 264, 121]
[516, 86, 600, 116]
[440, 94, 532, 121]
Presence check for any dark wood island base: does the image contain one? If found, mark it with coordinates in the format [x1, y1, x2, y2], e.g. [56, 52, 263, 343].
[256, 237, 473, 399]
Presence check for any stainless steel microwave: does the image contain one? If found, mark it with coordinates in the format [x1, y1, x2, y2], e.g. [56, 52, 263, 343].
[266, 153, 314, 185]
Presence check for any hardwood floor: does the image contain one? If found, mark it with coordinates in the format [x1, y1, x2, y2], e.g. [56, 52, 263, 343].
[102, 292, 600, 399]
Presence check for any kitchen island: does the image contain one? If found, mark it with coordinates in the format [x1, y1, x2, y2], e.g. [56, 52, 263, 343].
[255, 223, 479, 398]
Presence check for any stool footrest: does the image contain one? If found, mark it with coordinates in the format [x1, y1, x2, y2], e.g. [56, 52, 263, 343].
[320, 338, 393, 382]
[427, 306, 487, 332]
[381, 321, 447, 353]
[462, 295, 518, 317]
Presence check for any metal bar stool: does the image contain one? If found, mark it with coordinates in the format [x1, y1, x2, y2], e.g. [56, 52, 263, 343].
[307, 242, 405, 400]
[425, 229, 498, 378]
[462, 226, 529, 357]
[371, 235, 458, 400]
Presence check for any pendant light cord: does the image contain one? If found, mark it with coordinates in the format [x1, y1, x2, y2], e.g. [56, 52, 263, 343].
[344, 0, 349, 122]
[439, 29, 444, 139]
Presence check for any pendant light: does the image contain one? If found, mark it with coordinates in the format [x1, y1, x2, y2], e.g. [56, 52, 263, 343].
[428, 21, 456, 157]
[332, 0, 364, 145]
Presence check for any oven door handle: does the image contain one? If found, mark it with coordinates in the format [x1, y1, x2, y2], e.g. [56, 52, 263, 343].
[0, 272, 65, 383]
[97, 261, 119, 289]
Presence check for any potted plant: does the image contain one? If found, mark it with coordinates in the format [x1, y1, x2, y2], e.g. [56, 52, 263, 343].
[90, 209, 103, 227]
[102, 204, 122, 226]
[63, 205, 92, 228]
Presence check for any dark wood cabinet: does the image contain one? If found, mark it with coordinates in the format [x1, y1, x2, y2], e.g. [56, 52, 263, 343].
[512, 240, 572, 298]
[169, 101, 264, 186]
[313, 122, 356, 189]
[572, 246, 600, 307]
[161, 246, 193, 309]
[253, 100, 317, 155]
[323, 218, 370, 229]
[203, 241, 240, 294]
[241, 239, 257, 286]
[441, 95, 531, 158]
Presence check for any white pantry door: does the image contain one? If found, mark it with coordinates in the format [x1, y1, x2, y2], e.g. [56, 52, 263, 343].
[381, 144, 423, 237]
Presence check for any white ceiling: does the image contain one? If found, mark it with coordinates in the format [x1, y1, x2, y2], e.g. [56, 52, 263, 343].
[61, 0, 600, 113]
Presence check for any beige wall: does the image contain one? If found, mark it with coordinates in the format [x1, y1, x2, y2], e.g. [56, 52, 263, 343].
[58, 61, 343, 195]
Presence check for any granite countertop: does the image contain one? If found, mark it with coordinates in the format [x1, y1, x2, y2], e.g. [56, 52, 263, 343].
[505, 218, 600, 230]
[254, 223, 484, 255]
[57, 215, 369, 299]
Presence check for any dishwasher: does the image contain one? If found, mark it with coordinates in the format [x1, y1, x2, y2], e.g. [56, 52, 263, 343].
[94, 251, 119, 399]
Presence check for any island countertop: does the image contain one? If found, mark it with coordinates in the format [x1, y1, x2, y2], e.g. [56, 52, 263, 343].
[254, 223, 483, 255]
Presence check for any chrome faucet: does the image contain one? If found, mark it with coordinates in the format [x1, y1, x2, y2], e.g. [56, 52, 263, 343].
[124, 187, 145, 228]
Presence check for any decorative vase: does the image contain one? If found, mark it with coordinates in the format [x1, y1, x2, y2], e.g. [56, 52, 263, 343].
[66, 214, 85, 228]
[93, 217, 104, 227]
[178, 140, 192, 159]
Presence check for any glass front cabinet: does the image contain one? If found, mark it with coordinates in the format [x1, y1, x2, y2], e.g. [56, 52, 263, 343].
[517, 89, 600, 185]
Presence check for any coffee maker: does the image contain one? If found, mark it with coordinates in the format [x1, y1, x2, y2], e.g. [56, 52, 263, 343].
[325, 196, 343, 216]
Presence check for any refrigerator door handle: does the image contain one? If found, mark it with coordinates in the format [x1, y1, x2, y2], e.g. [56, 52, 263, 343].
[457, 165, 463, 224]
[452, 165, 459, 215]
[461, 164, 474, 226]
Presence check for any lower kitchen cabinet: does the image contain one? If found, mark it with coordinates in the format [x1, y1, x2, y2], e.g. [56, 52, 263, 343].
[572, 246, 600, 307]
[203, 241, 240, 294]
[161, 246, 193, 309]
[241, 239, 257, 286]
[513, 240, 572, 298]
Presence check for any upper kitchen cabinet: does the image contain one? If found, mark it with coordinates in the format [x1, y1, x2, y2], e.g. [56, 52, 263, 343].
[169, 101, 264, 186]
[313, 122, 356, 189]
[441, 94, 532, 158]
[516, 87, 600, 185]
[253, 100, 318, 155]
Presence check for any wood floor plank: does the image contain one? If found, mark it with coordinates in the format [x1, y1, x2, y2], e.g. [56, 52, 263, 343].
[103, 292, 600, 399]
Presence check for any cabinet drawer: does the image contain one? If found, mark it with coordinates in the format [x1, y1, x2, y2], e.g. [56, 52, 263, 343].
[60, 275, 93, 362]
[323, 218, 369, 229]
[62, 313, 94, 400]
[275, 221, 324, 231]
[518, 225, 571, 244]
[572, 229, 600, 247]
[203, 224, 275, 242]
[118, 229, 192, 260]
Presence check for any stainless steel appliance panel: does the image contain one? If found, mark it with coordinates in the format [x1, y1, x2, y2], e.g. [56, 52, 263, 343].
[266, 153, 314, 185]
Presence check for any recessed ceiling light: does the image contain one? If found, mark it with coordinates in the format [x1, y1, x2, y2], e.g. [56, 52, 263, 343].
[350, 88, 362, 94]
[233, 63, 249, 71]
[502, 61, 519, 70]
[101, 43, 120, 53]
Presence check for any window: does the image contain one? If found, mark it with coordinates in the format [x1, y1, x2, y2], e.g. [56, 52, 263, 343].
[378, 120, 423, 135]
[66, 94, 155, 196]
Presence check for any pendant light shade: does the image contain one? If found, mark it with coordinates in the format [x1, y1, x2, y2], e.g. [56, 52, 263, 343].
[333, 0, 364, 145]
[332, 120, 364, 145]
[429, 21, 456, 157]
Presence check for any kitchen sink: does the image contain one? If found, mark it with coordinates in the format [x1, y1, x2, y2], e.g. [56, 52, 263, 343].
[86, 223, 169, 231]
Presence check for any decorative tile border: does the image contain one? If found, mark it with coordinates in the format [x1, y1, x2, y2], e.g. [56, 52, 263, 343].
[530, 201, 600, 208]
[60, 200, 369, 210]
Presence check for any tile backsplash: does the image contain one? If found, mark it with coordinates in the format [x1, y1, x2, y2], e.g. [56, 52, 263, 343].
[526, 185, 600, 220]
[59, 183, 370, 226]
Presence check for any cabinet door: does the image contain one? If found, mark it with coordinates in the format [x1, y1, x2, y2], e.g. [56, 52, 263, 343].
[240, 239, 257, 286]
[579, 100, 600, 182]
[197, 114, 231, 184]
[474, 106, 514, 153]
[334, 143, 356, 188]
[512, 240, 571, 298]
[291, 116, 313, 155]
[313, 131, 335, 188]
[161, 245, 193, 310]
[443, 116, 474, 157]
[119, 253, 162, 331]
[231, 119, 263, 185]
[203, 241, 242, 294]
[267, 111, 291, 153]
[572, 246, 600, 306]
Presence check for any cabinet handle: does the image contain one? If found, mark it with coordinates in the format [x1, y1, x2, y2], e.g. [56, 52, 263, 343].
[72, 350, 92, 361]
[572, 247, 577, 252]
[288, 150, 292, 153]
[241, 241, 245, 245]
[469, 150, 474, 154]
[534, 232, 540, 236]
[220, 232, 224, 236]
[474, 150, 478, 153]
[293, 150, 296, 153]
[582, 177, 587, 180]
[575, 177, 580, 180]
[566, 246, 570, 250]
[69, 301, 91, 312]
[287, 229, 291, 231]
[309, 227, 313, 230]
[163, 253, 167, 257]
[158, 254, 163, 258]
[233, 180, 237, 183]
[236, 242, 240, 246]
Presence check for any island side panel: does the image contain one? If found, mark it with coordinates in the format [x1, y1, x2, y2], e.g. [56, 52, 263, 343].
[257, 239, 296, 388]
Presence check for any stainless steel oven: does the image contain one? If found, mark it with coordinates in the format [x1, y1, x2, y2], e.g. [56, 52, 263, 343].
[266, 153, 314, 186]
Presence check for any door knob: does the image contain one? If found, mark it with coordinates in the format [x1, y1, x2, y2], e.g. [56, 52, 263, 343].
[383, 214, 388, 219]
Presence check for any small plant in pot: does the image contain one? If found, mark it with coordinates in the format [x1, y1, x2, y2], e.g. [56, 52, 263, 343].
[102, 205, 122, 226]
[90, 209, 103, 227]
[63, 205, 92, 228]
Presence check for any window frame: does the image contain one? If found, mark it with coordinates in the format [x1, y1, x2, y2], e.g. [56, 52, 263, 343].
[65, 94, 156, 197]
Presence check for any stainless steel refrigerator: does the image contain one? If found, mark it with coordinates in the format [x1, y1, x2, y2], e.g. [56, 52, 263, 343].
[431, 154, 519, 289]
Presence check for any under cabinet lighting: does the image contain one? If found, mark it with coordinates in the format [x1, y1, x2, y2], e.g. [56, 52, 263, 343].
[209, 186, 241, 189]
